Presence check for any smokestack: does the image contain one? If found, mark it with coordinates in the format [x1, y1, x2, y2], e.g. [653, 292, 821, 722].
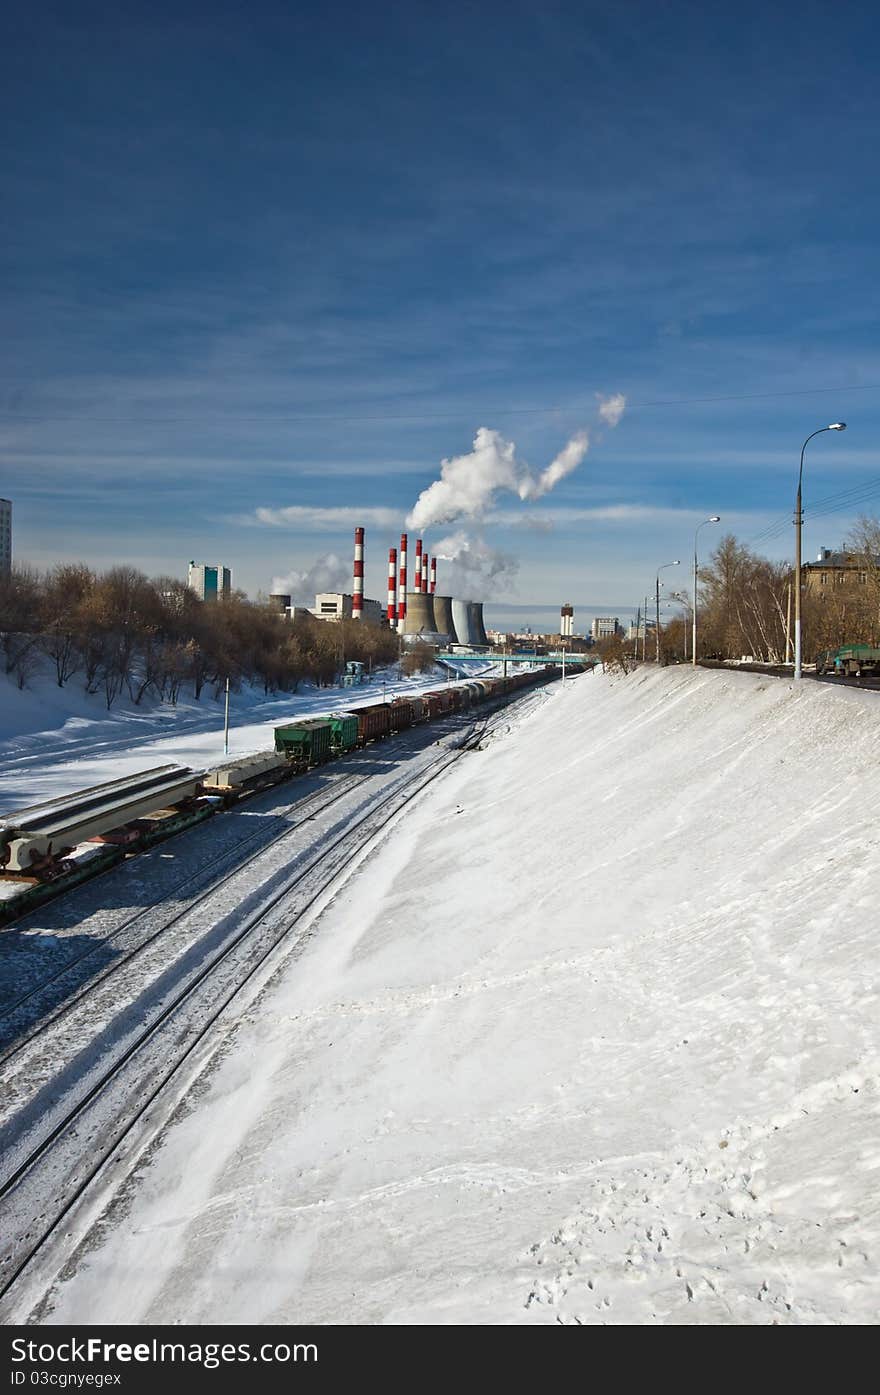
[422, 553, 429, 593]
[414, 538, 423, 594]
[429, 556, 437, 593]
[398, 533, 408, 626]
[387, 548, 397, 629]
[352, 527, 364, 620]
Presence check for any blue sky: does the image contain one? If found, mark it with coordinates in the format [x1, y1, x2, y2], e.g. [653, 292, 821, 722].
[3, 0, 879, 629]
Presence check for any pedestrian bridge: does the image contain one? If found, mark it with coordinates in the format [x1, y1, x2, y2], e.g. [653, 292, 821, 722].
[437, 651, 599, 669]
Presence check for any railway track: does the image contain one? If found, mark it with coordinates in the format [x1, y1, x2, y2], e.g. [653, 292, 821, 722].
[0, 767, 368, 1060]
[0, 700, 506, 1316]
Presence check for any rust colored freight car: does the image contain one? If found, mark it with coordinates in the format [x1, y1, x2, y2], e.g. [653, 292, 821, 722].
[389, 697, 415, 732]
[349, 703, 391, 746]
[431, 689, 455, 714]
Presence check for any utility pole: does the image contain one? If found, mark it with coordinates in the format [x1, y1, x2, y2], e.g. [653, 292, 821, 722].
[223, 676, 230, 755]
[795, 424, 846, 679]
[655, 561, 680, 664]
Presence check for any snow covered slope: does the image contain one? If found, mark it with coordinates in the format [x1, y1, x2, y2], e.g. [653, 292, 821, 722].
[29, 667, 880, 1324]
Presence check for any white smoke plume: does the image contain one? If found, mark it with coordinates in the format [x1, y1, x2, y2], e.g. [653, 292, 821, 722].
[406, 395, 625, 532]
[518, 431, 589, 501]
[432, 532, 519, 600]
[597, 392, 626, 428]
[272, 553, 350, 605]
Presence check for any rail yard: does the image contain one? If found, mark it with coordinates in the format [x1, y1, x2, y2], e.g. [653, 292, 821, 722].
[0, 668, 562, 1318]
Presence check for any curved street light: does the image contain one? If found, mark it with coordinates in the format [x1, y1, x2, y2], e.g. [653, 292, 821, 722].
[692, 516, 721, 667]
[794, 424, 846, 680]
[655, 560, 680, 663]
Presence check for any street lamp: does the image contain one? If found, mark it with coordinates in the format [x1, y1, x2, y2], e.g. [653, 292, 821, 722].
[794, 423, 846, 680]
[692, 516, 721, 668]
[656, 561, 680, 663]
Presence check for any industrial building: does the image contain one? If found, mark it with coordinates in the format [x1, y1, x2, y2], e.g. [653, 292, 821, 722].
[312, 592, 384, 624]
[0, 498, 11, 578]
[271, 526, 490, 647]
[188, 562, 232, 602]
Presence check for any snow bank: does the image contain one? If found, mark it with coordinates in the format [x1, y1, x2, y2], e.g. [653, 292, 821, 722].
[33, 667, 880, 1324]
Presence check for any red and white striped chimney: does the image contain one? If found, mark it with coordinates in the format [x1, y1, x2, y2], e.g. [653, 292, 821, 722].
[387, 548, 397, 629]
[398, 533, 408, 627]
[352, 526, 364, 620]
[429, 556, 437, 593]
[414, 538, 423, 594]
[422, 554, 430, 593]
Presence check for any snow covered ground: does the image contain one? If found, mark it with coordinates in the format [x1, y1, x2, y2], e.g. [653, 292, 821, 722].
[17, 666, 880, 1324]
[0, 661, 489, 813]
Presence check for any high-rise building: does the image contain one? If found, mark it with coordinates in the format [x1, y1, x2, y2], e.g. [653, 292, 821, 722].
[187, 562, 231, 601]
[560, 603, 574, 637]
[0, 499, 11, 578]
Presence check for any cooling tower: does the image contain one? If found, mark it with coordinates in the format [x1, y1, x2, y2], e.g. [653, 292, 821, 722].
[402, 590, 437, 636]
[451, 599, 475, 645]
[431, 595, 457, 644]
[467, 601, 489, 647]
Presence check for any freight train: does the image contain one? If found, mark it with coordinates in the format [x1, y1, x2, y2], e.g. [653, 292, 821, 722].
[0, 669, 557, 923]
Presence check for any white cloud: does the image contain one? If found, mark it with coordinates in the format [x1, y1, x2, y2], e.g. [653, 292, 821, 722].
[248, 505, 401, 531]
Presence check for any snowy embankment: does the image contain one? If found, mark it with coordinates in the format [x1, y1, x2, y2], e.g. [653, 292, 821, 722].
[34, 667, 880, 1324]
[0, 660, 489, 813]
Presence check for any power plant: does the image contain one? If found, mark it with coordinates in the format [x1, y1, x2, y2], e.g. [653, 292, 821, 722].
[347, 526, 491, 648]
[271, 527, 492, 648]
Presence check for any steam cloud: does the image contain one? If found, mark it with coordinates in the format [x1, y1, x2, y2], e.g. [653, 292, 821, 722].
[431, 532, 519, 600]
[597, 392, 626, 428]
[406, 394, 625, 532]
[272, 553, 350, 604]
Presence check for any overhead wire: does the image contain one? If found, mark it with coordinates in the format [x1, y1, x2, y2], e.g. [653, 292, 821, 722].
[0, 381, 878, 426]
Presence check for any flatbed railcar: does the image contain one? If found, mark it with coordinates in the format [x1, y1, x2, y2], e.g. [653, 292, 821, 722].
[1, 667, 560, 925]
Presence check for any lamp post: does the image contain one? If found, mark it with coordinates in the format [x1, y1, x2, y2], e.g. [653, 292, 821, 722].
[655, 561, 680, 663]
[692, 516, 721, 667]
[794, 424, 846, 680]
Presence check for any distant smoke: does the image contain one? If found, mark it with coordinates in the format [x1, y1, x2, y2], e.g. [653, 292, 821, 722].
[407, 396, 625, 532]
[272, 553, 350, 604]
[432, 532, 519, 599]
[597, 393, 627, 428]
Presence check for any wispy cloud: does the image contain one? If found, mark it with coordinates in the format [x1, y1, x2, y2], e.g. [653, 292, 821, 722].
[245, 505, 402, 530]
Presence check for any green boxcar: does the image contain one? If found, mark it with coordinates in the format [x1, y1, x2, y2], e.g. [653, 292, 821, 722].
[273, 719, 332, 764]
[329, 713, 359, 752]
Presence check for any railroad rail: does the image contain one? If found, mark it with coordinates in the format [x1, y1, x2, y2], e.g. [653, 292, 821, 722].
[0, 691, 530, 1317]
[0, 768, 366, 1060]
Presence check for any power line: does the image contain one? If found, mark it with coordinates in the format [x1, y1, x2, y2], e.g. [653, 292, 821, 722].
[747, 475, 880, 548]
[0, 381, 878, 426]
